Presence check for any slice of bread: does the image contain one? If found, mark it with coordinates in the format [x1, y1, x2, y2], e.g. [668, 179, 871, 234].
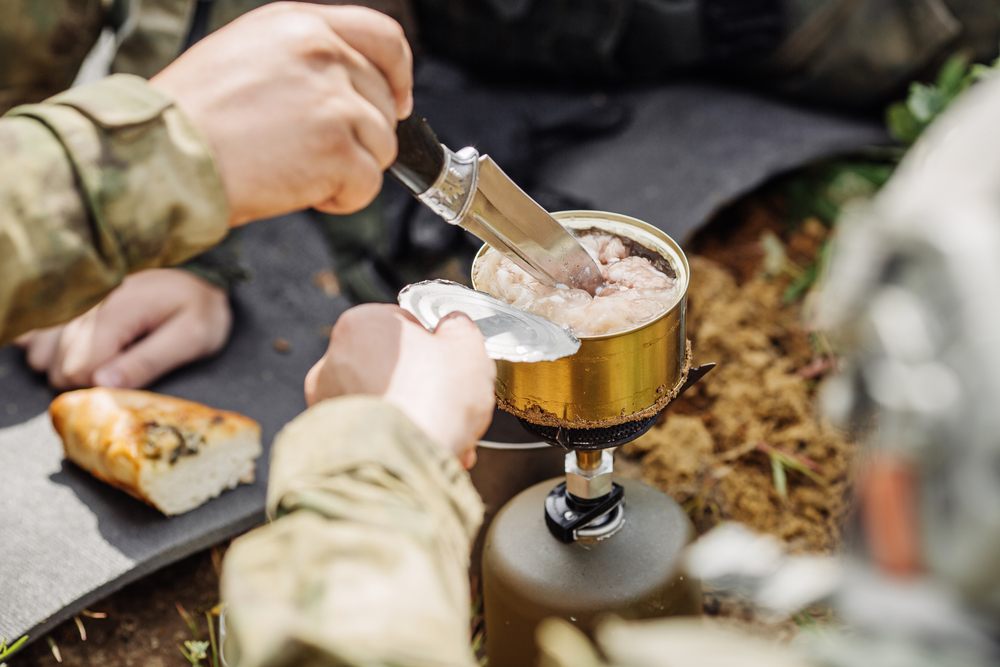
[50, 388, 262, 516]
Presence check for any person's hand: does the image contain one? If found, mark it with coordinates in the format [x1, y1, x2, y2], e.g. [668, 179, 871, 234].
[305, 304, 496, 467]
[151, 2, 413, 225]
[16, 269, 232, 389]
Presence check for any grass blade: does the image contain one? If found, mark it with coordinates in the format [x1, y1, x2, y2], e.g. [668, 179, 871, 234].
[0, 635, 28, 661]
[206, 612, 220, 667]
[771, 454, 788, 500]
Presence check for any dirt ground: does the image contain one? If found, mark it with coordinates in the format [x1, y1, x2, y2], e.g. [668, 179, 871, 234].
[622, 200, 858, 555]
[16, 549, 224, 666]
[13, 198, 856, 666]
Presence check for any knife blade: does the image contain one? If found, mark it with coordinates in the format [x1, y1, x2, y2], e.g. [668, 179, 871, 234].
[389, 116, 603, 294]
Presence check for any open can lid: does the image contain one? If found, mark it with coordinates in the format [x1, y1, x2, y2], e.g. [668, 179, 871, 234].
[398, 280, 580, 362]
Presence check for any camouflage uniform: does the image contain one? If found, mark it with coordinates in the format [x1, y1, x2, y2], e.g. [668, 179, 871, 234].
[0, 73, 228, 344]
[221, 397, 485, 667]
[0, 0, 267, 345]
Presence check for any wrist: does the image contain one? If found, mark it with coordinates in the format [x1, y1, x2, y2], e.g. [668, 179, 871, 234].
[382, 392, 465, 459]
[149, 74, 242, 226]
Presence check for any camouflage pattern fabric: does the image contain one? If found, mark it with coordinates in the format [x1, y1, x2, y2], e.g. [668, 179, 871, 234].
[221, 397, 484, 667]
[760, 0, 967, 110]
[537, 618, 813, 667]
[0, 0, 107, 113]
[0, 74, 229, 344]
[110, 0, 197, 80]
[0, 0, 267, 299]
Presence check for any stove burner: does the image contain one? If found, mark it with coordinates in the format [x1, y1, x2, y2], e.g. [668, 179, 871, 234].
[544, 481, 625, 543]
[518, 413, 660, 450]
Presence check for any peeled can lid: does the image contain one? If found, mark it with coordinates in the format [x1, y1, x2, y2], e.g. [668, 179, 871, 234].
[398, 280, 580, 362]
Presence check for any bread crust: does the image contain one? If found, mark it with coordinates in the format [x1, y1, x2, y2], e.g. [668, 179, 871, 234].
[50, 388, 261, 512]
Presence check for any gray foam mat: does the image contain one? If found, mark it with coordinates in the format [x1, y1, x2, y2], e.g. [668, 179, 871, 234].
[0, 83, 883, 646]
[539, 83, 887, 238]
[0, 213, 348, 644]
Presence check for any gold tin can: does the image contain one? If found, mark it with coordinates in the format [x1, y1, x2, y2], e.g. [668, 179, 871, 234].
[471, 210, 691, 428]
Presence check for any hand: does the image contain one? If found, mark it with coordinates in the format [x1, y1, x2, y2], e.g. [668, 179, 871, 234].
[305, 304, 496, 466]
[16, 269, 232, 389]
[151, 3, 413, 225]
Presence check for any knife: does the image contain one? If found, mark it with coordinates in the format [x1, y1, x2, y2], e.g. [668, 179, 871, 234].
[389, 116, 604, 294]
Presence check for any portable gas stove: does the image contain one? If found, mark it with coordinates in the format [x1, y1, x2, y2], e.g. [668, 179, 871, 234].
[400, 211, 713, 667]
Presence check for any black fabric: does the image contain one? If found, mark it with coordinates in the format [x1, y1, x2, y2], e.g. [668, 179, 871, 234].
[700, 0, 785, 62]
[183, 0, 216, 49]
[328, 57, 886, 303]
[414, 0, 633, 80]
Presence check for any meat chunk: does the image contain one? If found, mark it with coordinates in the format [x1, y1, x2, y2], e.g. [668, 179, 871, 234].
[475, 232, 681, 336]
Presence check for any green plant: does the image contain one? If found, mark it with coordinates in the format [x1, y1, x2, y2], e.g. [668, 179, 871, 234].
[887, 51, 1000, 146]
[757, 442, 826, 501]
[782, 159, 895, 228]
[0, 636, 28, 666]
[176, 604, 221, 667]
[180, 640, 210, 666]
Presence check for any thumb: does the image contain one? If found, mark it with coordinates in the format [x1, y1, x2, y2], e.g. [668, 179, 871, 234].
[434, 312, 480, 337]
[93, 315, 214, 389]
[13, 331, 37, 348]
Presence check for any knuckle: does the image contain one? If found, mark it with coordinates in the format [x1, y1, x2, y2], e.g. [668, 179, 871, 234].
[342, 168, 382, 212]
[383, 17, 406, 44]
[49, 374, 71, 390]
[58, 364, 90, 388]
[187, 318, 213, 346]
[63, 373, 90, 388]
[331, 311, 360, 339]
[361, 168, 384, 199]
[262, 1, 298, 14]
[271, 12, 330, 54]
[122, 357, 153, 386]
[27, 349, 48, 371]
[323, 119, 352, 154]
[366, 11, 405, 42]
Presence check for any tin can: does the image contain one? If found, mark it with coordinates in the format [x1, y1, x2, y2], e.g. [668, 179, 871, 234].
[472, 211, 691, 429]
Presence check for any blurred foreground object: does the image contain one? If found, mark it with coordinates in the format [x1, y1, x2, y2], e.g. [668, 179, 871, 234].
[813, 71, 1000, 665]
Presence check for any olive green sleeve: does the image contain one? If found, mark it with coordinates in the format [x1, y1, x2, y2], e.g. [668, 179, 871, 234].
[221, 396, 484, 667]
[178, 232, 249, 292]
[0, 73, 229, 344]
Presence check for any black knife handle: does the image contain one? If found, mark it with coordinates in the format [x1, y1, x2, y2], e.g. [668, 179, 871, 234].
[390, 115, 446, 195]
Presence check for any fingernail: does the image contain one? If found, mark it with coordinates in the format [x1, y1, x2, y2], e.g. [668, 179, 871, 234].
[94, 368, 124, 388]
[435, 312, 470, 332]
[402, 93, 414, 119]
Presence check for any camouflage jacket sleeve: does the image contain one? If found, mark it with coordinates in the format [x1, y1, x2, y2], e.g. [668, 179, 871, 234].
[537, 618, 816, 667]
[0, 73, 229, 344]
[179, 233, 248, 292]
[221, 396, 484, 667]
